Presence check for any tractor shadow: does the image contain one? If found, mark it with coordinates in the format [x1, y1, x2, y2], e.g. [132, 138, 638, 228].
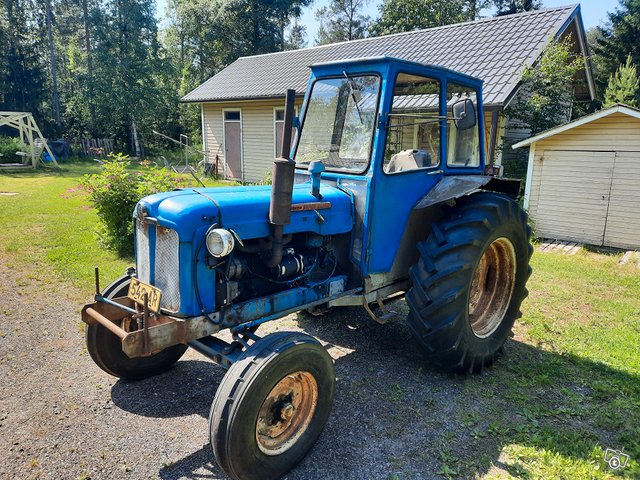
[110, 300, 640, 479]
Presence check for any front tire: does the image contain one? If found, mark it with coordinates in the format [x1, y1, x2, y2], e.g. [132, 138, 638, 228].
[406, 192, 532, 373]
[209, 332, 335, 480]
[85, 275, 188, 380]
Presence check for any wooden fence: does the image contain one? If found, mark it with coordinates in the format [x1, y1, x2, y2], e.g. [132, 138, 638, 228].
[69, 138, 115, 157]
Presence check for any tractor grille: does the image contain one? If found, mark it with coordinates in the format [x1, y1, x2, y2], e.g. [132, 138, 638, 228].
[154, 226, 180, 312]
[135, 221, 151, 283]
[135, 221, 181, 312]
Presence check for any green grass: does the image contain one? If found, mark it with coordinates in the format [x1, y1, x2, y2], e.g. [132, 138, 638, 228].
[456, 250, 640, 479]
[0, 161, 226, 297]
[1, 163, 639, 478]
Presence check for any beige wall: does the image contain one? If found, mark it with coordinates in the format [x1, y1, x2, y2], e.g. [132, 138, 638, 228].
[202, 99, 304, 182]
[202, 100, 498, 182]
[526, 112, 640, 248]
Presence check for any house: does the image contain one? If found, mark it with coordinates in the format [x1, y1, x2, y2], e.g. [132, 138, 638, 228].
[182, 4, 595, 182]
[513, 104, 640, 250]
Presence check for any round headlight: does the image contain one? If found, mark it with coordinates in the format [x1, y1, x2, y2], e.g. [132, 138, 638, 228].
[206, 228, 235, 257]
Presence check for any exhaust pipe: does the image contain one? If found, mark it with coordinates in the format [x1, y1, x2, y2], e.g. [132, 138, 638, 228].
[266, 89, 296, 268]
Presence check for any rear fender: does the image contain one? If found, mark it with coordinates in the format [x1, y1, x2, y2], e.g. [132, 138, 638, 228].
[414, 175, 521, 210]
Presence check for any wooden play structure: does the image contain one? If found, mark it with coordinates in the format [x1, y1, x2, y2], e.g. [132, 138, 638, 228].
[0, 112, 60, 170]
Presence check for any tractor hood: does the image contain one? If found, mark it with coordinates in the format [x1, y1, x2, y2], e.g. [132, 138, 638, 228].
[136, 182, 354, 241]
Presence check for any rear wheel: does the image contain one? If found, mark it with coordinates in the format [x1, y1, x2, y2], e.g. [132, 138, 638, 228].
[406, 192, 532, 373]
[209, 332, 335, 480]
[85, 275, 188, 380]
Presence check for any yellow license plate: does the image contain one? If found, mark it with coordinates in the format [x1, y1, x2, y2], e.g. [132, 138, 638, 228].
[127, 278, 162, 313]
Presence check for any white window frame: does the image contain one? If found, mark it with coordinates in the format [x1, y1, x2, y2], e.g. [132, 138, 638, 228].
[222, 108, 243, 180]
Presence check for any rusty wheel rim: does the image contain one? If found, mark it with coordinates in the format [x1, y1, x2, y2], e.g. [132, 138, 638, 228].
[256, 371, 318, 456]
[468, 237, 516, 338]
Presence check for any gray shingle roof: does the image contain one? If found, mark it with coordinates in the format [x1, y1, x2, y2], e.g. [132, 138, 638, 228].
[182, 4, 585, 106]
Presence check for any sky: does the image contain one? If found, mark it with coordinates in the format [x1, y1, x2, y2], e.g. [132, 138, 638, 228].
[155, 1, 618, 45]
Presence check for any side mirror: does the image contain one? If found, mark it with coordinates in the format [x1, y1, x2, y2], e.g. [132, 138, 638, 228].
[452, 98, 476, 131]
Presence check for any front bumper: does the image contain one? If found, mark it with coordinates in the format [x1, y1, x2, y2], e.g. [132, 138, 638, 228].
[81, 296, 219, 357]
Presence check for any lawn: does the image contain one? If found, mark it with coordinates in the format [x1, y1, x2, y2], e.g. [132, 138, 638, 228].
[0, 163, 638, 479]
[0, 161, 226, 298]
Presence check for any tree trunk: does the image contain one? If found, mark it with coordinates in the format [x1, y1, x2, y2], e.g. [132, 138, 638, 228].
[45, 0, 61, 128]
[82, 0, 96, 135]
[131, 118, 142, 157]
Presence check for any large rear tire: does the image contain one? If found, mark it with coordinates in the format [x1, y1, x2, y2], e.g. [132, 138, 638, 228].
[209, 332, 335, 480]
[406, 192, 532, 373]
[85, 275, 188, 380]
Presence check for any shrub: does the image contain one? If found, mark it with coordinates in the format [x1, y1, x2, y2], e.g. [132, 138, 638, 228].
[82, 153, 192, 256]
[0, 136, 27, 163]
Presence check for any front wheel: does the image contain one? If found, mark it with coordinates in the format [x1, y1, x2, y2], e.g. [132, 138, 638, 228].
[406, 192, 533, 373]
[85, 275, 188, 380]
[209, 332, 335, 480]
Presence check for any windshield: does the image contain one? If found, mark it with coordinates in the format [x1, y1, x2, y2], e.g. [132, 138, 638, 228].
[295, 74, 380, 173]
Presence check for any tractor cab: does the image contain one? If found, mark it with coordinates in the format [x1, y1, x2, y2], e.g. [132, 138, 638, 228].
[293, 57, 487, 281]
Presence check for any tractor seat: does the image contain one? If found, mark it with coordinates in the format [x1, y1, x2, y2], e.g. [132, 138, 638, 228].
[386, 149, 432, 173]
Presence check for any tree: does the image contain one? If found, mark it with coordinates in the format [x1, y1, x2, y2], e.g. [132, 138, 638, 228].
[594, 0, 640, 95]
[315, 0, 370, 45]
[603, 54, 640, 108]
[501, 36, 583, 178]
[493, 0, 541, 16]
[0, 0, 49, 126]
[285, 19, 307, 50]
[369, 0, 470, 37]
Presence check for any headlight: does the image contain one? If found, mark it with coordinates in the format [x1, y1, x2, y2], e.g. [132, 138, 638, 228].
[206, 228, 235, 257]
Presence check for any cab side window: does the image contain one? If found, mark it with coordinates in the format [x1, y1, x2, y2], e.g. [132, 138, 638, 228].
[383, 73, 441, 174]
[446, 83, 480, 167]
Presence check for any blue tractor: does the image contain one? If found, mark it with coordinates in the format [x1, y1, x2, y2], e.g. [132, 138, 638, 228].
[82, 57, 531, 479]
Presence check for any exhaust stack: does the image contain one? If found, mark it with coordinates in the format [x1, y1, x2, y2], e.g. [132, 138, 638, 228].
[266, 89, 296, 268]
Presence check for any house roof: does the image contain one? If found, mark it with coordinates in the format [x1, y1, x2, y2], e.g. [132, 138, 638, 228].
[512, 104, 640, 148]
[181, 4, 594, 107]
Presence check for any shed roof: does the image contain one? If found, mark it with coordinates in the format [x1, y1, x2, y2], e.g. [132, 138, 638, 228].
[512, 104, 640, 149]
[182, 4, 594, 107]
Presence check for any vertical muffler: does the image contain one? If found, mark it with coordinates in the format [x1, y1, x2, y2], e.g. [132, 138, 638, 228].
[266, 89, 296, 268]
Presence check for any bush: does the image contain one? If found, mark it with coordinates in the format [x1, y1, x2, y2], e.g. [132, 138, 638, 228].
[81, 153, 193, 256]
[0, 136, 27, 163]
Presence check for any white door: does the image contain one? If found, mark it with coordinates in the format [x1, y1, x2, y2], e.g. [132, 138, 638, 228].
[535, 150, 615, 245]
[603, 151, 640, 249]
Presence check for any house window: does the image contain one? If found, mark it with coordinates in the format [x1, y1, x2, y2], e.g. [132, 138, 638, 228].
[274, 108, 297, 158]
[446, 83, 480, 167]
[383, 73, 441, 173]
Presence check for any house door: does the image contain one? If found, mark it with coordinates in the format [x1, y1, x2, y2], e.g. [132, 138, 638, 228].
[535, 150, 615, 245]
[223, 110, 242, 180]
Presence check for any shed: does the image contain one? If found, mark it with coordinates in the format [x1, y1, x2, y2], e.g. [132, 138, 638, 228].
[182, 5, 594, 182]
[513, 104, 640, 249]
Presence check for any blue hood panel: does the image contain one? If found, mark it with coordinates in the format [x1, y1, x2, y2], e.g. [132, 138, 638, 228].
[138, 182, 353, 241]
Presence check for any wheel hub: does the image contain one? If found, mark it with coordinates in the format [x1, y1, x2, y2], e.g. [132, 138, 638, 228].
[468, 237, 517, 338]
[256, 371, 318, 456]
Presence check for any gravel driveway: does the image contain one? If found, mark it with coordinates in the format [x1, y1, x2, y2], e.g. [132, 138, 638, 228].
[0, 257, 494, 480]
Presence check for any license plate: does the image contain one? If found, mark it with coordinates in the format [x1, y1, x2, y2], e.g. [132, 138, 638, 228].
[127, 278, 162, 313]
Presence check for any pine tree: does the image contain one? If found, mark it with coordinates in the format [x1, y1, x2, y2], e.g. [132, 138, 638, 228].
[603, 54, 640, 108]
[594, 0, 640, 95]
[315, 0, 370, 45]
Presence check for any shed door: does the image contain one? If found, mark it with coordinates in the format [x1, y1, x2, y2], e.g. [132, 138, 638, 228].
[223, 110, 242, 180]
[536, 150, 615, 245]
[603, 151, 640, 249]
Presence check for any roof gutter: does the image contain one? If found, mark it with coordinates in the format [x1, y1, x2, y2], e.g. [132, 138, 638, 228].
[180, 93, 307, 104]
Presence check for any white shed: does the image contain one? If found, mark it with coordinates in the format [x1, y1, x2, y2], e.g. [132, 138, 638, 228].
[513, 104, 640, 250]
